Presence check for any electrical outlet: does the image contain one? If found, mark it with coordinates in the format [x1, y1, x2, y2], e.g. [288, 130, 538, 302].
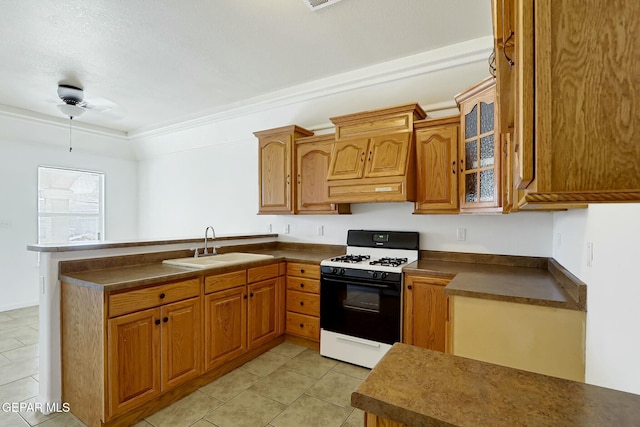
[586, 242, 594, 267]
[283, 224, 290, 234]
[317, 225, 324, 236]
[268, 223, 272, 233]
[456, 227, 466, 241]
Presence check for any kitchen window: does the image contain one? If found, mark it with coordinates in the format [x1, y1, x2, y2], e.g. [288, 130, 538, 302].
[37, 166, 105, 243]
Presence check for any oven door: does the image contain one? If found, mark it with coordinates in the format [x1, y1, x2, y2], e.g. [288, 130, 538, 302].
[320, 274, 401, 345]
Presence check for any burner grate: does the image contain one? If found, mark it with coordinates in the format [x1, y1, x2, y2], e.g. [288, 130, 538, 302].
[330, 254, 371, 263]
[369, 257, 408, 267]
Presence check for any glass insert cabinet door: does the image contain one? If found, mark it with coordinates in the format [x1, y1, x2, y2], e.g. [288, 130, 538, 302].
[458, 81, 501, 210]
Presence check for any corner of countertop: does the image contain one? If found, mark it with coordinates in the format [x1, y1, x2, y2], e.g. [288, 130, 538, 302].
[548, 258, 587, 311]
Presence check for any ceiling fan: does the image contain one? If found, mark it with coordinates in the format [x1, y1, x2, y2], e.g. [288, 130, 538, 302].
[56, 84, 114, 119]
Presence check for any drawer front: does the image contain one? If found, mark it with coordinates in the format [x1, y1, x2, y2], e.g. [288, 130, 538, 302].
[286, 311, 320, 341]
[109, 278, 200, 318]
[286, 262, 320, 279]
[286, 277, 320, 294]
[286, 290, 320, 316]
[247, 263, 279, 283]
[205, 270, 246, 294]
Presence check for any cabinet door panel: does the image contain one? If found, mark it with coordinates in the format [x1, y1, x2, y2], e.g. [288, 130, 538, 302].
[403, 276, 450, 353]
[204, 287, 247, 370]
[327, 138, 368, 180]
[247, 278, 278, 349]
[107, 307, 160, 416]
[297, 142, 334, 212]
[364, 133, 410, 178]
[415, 125, 459, 211]
[259, 135, 292, 212]
[161, 298, 201, 391]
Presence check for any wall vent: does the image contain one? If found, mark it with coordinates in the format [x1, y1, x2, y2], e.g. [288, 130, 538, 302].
[302, 0, 344, 11]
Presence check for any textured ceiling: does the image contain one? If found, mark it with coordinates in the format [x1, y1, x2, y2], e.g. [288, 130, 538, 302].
[0, 0, 492, 133]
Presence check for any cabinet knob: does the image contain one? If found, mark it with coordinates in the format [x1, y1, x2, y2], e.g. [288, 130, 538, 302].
[300, 283, 304, 288]
[368, 151, 372, 161]
[299, 323, 304, 328]
[452, 160, 456, 175]
[300, 301, 304, 306]
[155, 319, 160, 325]
[460, 159, 464, 173]
[243, 294, 248, 299]
[407, 285, 412, 290]
[250, 292, 254, 297]
[159, 293, 166, 299]
[163, 317, 168, 323]
[300, 269, 305, 273]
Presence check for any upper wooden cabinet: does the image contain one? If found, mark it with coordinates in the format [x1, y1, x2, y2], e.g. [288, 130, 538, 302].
[497, 0, 640, 207]
[255, 125, 313, 214]
[327, 103, 426, 203]
[413, 116, 460, 213]
[455, 78, 503, 213]
[296, 134, 350, 214]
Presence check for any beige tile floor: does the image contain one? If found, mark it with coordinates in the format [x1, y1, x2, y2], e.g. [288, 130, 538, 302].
[0, 306, 368, 427]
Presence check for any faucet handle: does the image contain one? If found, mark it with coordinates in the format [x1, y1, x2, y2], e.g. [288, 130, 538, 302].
[192, 248, 199, 258]
[213, 246, 221, 255]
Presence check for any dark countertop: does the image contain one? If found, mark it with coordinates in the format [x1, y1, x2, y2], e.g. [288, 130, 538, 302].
[27, 232, 278, 252]
[59, 247, 345, 292]
[404, 259, 582, 311]
[352, 343, 640, 427]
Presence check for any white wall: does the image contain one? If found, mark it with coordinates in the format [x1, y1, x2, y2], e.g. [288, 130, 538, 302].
[553, 204, 640, 395]
[0, 114, 138, 311]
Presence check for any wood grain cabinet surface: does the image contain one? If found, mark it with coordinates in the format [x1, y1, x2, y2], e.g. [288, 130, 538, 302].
[413, 116, 460, 213]
[403, 274, 452, 353]
[285, 261, 321, 341]
[496, 0, 640, 207]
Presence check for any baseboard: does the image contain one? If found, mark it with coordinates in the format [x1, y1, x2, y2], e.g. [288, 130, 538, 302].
[0, 301, 38, 313]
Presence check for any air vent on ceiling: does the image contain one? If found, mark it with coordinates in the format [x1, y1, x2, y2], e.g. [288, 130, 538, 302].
[302, 0, 344, 11]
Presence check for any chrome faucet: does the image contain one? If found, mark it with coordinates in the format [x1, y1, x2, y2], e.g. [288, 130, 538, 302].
[203, 226, 217, 255]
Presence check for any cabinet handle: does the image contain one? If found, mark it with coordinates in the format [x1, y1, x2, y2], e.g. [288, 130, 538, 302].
[300, 283, 304, 288]
[407, 285, 412, 290]
[300, 301, 304, 306]
[286, 174, 290, 185]
[155, 319, 160, 325]
[243, 294, 248, 299]
[250, 292, 254, 297]
[297, 173, 301, 184]
[452, 160, 456, 175]
[163, 317, 168, 323]
[460, 159, 464, 173]
[159, 293, 166, 299]
[368, 151, 372, 161]
[361, 152, 365, 162]
[299, 323, 304, 328]
[300, 269, 305, 273]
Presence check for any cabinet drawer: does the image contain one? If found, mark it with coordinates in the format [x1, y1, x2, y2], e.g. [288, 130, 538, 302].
[286, 262, 319, 279]
[286, 311, 320, 341]
[247, 263, 279, 283]
[108, 278, 200, 318]
[286, 290, 320, 316]
[205, 270, 246, 293]
[286, 277, 320, 294]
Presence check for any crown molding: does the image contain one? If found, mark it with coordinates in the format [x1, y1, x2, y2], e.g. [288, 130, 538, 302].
[129, 36, 492, 139]
[0, 104, 128, 138]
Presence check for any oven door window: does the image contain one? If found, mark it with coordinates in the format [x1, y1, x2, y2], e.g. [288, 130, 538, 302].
[320, 276, 400, 345]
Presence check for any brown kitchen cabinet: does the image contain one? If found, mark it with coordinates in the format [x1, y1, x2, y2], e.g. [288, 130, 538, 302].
[204, 284, 247, 370]
[497, 0, 640, 207]
[413, 116, 460, 213]
[403, 274, 451, 353]
[295, 134, 350, 214]
[247, 277, 279, 348]
[254, 125, 313, 214]
[455, 78, 503, 213]
[327, 103, 426, 203]
[285, 262, 321, 341]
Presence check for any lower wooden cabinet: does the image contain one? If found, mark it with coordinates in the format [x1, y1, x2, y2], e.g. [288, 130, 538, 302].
[365, 412, 406, 427]
[107, 296, 201, 417]
[285, 262, 321, 341]
[204, 286, 247, 370]
[247, 277, 279, 348]
[403, 274, 452, 353]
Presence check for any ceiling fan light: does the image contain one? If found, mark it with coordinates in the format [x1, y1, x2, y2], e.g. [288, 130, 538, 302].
[58, 103, 85, 118]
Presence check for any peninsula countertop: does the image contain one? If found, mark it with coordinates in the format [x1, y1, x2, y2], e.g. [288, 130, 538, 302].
[352, 343, 640, 427]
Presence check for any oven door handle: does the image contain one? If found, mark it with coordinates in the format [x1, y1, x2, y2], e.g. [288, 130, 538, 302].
[321, 276, 397, 289]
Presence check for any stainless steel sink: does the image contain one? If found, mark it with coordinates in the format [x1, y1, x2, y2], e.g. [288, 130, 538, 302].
[162, 252, 274, 269]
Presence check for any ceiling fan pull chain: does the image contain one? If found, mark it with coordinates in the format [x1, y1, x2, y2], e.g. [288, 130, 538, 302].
[69, 117, 73, 152]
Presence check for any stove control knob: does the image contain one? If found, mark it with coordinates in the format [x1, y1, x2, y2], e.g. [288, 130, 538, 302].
[381, 272, 388, 279]
[339, 268, 346, 275]
[372, 272, 378, 279]
[331, 267, 339, 274]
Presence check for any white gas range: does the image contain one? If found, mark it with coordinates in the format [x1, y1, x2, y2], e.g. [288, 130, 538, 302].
[319, 230, 419, 368]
